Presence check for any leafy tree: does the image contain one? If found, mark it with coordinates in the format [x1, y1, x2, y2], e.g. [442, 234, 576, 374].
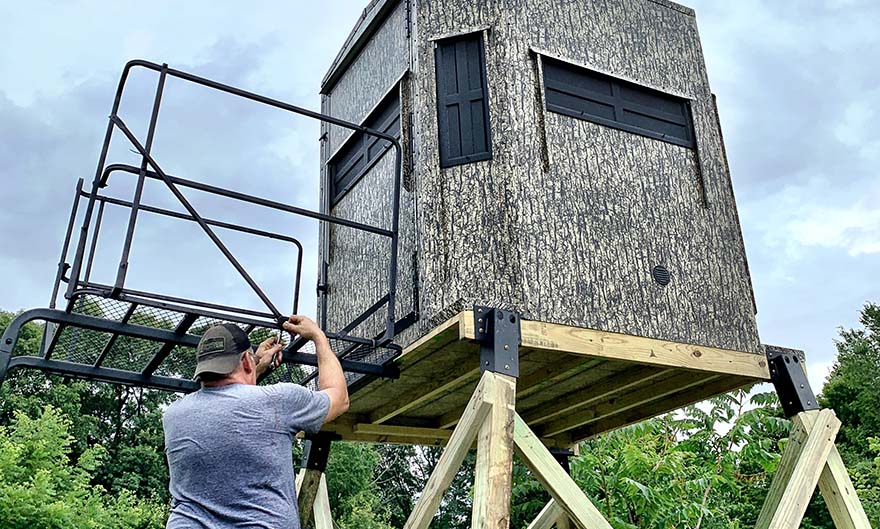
[0, 405, 166, 528]
[325, 442, 393, 529]
[822, 303, 880, 459]
[819, 302, 880, 524]
[0, 310, 174, 502]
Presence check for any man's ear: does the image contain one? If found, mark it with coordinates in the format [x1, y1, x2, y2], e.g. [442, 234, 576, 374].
[241, 351, 255, 374]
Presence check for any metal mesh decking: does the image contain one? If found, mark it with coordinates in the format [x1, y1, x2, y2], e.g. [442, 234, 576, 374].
[6, 294, 399, 393]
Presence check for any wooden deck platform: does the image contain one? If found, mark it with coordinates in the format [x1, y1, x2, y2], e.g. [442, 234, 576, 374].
[324, 311, 770, 447]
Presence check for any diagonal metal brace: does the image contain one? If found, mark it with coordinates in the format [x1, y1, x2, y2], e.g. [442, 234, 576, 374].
[109, 114, 285, 325]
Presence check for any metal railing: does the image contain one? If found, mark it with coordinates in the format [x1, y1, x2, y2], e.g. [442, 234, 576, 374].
[57, 59, 403, 345]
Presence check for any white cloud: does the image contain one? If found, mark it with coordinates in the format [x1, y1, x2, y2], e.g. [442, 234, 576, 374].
[786, 202, 880, 256]
[807, 359, 834, 395]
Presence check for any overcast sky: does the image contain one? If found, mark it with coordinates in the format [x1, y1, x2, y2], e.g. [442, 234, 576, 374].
[1, 0, 877, 392]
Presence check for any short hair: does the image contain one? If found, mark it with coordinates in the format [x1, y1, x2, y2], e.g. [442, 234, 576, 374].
[198, 371, 232, 383]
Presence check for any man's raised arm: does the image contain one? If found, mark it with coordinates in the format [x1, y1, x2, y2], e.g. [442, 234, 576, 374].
[283, 315, 350, 423]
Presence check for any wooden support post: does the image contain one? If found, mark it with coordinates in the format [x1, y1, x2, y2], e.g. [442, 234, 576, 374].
[313, 474, 333, 529]
[526, 500, 566, 529]
[403, 371, 496, 529]
[755, 409, 841, 529]
[297, 434, 333, 528]
[471, 373, 517, 529]
[296, 468, 323, 528]
[513, 413, 613, 529]
[797, 412, 872, 529]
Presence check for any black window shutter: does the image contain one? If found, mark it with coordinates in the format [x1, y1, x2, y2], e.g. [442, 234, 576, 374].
[435, 33, 492, 168]
[327, 89, 401, 206]
[543, 57, 695, 148]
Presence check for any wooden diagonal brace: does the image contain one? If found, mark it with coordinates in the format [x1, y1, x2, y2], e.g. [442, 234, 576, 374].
[526, 500, 566, 529]
[755, 409, 842, 529]
[403, 371, 496, 529]
[313, 474, 333, 529]
[797, 411, 872, 529]
[513, 413, 613, 529]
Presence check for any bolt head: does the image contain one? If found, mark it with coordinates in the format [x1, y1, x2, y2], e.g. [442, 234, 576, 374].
[479, 328, 484, 333]
[504, 344, 509, 350]
[504, 364, 510, 370]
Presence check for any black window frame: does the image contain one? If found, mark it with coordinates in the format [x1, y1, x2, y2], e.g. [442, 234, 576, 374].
[327, 86, 402, 206]
[434, 32, 493, 168]
[542, 57, 696, 149]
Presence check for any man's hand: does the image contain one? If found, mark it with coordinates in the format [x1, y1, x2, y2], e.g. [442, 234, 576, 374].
[282, 314, 349, 423]
[253, 336, 283, 377]
[282, 315, 327, 344]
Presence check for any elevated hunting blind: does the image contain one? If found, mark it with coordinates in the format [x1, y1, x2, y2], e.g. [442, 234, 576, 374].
[317, 0, 767, 445]
[2, 1, 872, 528]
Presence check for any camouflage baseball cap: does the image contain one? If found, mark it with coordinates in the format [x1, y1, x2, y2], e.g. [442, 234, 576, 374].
[194, 324, 253, 379]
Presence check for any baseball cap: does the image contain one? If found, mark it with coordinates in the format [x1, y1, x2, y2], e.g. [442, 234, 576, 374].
[194, 323, 253, 379]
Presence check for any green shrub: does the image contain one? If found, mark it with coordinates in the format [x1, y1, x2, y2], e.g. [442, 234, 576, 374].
[0, 406, 167, 529]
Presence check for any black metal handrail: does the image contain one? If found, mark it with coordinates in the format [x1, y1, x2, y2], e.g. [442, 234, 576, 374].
[61, 59, 403, 344]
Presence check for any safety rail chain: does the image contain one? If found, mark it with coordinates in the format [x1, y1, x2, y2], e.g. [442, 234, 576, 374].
[0, 60, 409, 392]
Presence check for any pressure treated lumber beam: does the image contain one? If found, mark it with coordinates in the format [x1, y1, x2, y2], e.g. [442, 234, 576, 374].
[538, 372, 722, 437]
[322, 417, 453, 446]
[472, 373, 517, 529]
[526, 500, 566, 529]
[755, 409, 841, 529]
[403, 371, 495, 529]
[437, 359, 605, 431]
[370, 367, 480, 424]
[797, 411, 872, 529]
[513, 414, 613, 529]
[515, 356, 602, 401]
[520, 366, 672, 425]
[459, 311, 769, 379]
[563, 375, 751, 443]
[354, 423, 453, 442]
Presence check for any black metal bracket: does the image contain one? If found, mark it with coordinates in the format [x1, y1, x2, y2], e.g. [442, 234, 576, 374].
[765, 344, 818, 418]
[473, 306, 520, 378]
[550, 447, 575, 474]
[301, 432, 338, 472]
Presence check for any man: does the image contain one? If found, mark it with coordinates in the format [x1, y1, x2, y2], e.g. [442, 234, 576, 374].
[162, 314, 349, 529]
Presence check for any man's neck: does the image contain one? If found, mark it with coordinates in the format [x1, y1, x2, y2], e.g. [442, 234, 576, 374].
[202, 373, 254, 388]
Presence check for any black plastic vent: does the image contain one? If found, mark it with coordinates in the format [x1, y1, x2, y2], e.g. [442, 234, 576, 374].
[652, 265, 671, 286]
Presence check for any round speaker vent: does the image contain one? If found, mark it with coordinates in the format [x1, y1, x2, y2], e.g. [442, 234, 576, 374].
[652, 265, 671, 286]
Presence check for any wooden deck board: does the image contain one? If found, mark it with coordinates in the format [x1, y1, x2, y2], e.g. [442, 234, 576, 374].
[327, 312, 770, 445]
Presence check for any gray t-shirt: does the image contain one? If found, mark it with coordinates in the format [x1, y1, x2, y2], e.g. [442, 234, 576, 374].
[162, 383, 330, 529]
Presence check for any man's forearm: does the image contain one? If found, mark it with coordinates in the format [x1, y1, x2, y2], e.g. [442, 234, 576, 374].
[283, 315, 350, 421]
[314, 337, 347, 395]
